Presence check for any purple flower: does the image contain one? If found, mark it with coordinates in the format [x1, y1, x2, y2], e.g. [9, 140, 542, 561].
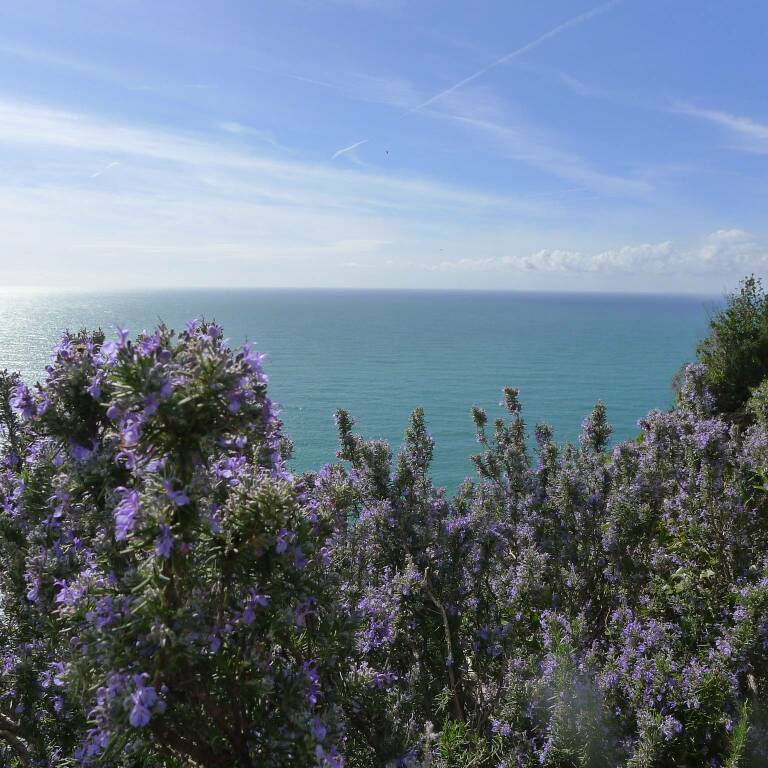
[242, 342, 266, 373]
[154, 524, 174, 558]
[114, 488, 140, 540]
[660, 716, 683, 740]
[293, 545, 307, 570]
[99, 340, 120, 364]
[86, 596, 119, 629]
[120, 418, 142, 448]
[143, 393, 160, 416]
[312, 716, 328, 742]
[242, 587, 270, 625]
[137, 330, 161, 357]
[162, 480, 189, 506]
[69, 440, 93, 462]
[275, 528, 293, 555]
[128, 675, 158, 728]
[54, 579, 82, 606]
[372, 671, 397, 689]
[303, 660, 322, 707]
[86, 372, 104, 399]
[41, 662, 66, 689]
[106, 404, 122, 421]
[715, 637, 733, 658]
[25, 574, 40, 603]
[10, 383, 36, 418]
[227, 390, 243, 413]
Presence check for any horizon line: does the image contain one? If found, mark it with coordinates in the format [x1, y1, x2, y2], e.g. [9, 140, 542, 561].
[0, 284, 724, 299]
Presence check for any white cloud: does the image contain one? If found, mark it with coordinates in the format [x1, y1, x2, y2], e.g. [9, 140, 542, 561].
[437, 230, 768, 274]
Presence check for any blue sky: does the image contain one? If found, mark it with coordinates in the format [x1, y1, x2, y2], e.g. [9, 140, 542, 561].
[0, 0, 766, 292]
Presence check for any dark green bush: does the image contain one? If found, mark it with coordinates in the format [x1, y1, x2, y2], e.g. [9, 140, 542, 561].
[695, 276, 768, 418]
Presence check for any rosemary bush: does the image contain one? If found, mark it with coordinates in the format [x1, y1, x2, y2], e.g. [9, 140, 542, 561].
[1, 296, 767, 766]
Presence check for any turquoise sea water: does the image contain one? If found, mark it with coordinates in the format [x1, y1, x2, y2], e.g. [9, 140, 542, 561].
[0, 289, 716, 489]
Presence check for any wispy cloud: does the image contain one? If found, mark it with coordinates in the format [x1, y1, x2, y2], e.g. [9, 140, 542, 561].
[419, 85, 648, 196]
[248, 65, 343, 92]
[449, 113, 648, 195]
[674, 103, 768, 153]
[0, 97, 567, 288]
[437, 229, 767, 274]
[217, 122, 293, 152]
[0, 39, 154, 92]
[217, 121, 253, 135]
[0, 98, 549, 213]
[0, 40, 102, 77]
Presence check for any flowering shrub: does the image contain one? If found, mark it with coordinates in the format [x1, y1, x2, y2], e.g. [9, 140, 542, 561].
[1, 317, 768, 767]
[313, 375, 768, 766]
[0, 324, 347, 767]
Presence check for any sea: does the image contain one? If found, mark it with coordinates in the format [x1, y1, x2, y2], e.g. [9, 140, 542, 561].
[0, 289, 717, 490]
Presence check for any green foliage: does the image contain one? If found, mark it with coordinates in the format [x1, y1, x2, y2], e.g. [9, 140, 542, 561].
[434, 721, 495, 768]
[724, 702, 750, 768]
[695, 275, 768, 418]
[746, 378, 768, 427]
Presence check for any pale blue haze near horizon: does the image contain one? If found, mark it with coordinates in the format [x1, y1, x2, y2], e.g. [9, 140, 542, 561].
[0, 1, 765, 292]
[0, 289, 715, 489]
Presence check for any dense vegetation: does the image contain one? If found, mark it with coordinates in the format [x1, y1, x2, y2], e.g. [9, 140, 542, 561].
[1, 278, 768, 767]
[696, 275, 768, 419]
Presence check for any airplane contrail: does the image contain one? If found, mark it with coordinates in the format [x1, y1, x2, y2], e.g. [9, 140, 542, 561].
[91, 161, 120, 178]
[329, 0, 621, 157]
[332, 139, 369, 159]
[407, 0, 622, 115]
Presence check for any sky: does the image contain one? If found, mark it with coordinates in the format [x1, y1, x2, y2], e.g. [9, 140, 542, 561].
[0, 0, 766, 293]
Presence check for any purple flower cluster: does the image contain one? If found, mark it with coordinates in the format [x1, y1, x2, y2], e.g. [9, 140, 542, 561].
[0, 324, 344, 767]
